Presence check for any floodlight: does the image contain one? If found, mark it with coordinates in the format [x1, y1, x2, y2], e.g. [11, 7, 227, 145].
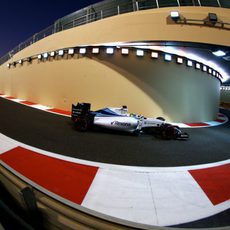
[68, 48, 74, 55]
[212, 70, 216, 76]
[203, 65, 207, 72]
[38, 54, 42, 60]
[151, 52, 158, 59]
[208, 13, 218, 23]
[50, 51, 56, 57]
[92, 47, 99, 54]
[195, 63, 201, 69]
[7, 63, 10, 68]
[208, 68, 212, 74]
[136, 50, 144, 57]
[106, 48, 114, 54]
[58, 50, 64, 56]
[164, 54, 172, 61]
[212, 50, 226, 57]
[43, 53, 48, 59]
[170, 11, 180, 21]
[121, 48, 129, 55]
[79, 48, 86, 54]
[18, 59, 23, 64]
[187, 60, 193, 67]
[177, 57, 183, 64]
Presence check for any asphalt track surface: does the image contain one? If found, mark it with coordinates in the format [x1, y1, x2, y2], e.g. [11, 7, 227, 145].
[0, 96, 229, 167]
[0, 97, 229, 228]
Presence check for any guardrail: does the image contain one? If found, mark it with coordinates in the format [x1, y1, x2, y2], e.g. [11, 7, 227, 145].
[0, 0, 229, 65]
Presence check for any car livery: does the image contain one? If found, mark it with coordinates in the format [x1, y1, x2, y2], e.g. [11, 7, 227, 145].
[71, 103, 189, 140]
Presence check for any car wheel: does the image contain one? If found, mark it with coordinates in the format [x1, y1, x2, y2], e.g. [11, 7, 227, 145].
[75, 118, 88, 132]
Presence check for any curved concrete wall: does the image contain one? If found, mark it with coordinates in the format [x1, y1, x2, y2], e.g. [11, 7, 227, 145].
[0, 6, 227, 122]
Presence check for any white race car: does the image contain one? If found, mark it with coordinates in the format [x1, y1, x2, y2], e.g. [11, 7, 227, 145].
[71, 103, 189, 140]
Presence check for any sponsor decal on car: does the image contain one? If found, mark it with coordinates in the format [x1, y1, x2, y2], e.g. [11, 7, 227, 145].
[111, 121, 131, 127]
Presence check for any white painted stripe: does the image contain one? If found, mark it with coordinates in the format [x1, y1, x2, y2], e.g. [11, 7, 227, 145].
[0, 134, 18, 154]
[31, 104, 53, 110]
[82, 168, 230, 226]
[82, 168, 159, 226]
[11, 98, 25, 103]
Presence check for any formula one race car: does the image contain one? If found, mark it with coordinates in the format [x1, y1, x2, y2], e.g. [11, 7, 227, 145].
[71, 103, 189, 140]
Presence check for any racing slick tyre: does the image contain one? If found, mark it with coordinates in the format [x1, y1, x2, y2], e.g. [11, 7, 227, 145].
[160, 124, 176, 140]
[74, 118, 89, 132]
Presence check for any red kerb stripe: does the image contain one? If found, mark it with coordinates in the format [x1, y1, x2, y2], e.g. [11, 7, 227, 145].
[189, 164, 230, 205]
[0, 147, 98, 205]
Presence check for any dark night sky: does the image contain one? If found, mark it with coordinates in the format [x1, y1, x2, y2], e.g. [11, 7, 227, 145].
[0, 0, 101, 57]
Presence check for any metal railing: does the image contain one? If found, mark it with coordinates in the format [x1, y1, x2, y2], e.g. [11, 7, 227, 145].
[0, 0, 229, 65]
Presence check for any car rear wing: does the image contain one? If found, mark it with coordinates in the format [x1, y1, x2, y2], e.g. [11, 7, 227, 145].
[71, 103, 91, 121]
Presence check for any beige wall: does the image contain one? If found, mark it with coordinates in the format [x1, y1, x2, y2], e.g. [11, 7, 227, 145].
[0, 48, 220, 122]
[0, 6, 225, 122]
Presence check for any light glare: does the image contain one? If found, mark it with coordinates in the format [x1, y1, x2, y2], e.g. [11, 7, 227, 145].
[212, 50, 226, 57]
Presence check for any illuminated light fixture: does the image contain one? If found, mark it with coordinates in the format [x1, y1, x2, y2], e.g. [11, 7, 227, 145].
[151, 52, 159, 59]
[164, 54, 172, 61]
[212, 50, 226, 57]
[68, 48, 74, 55]
[38, 54, 42, 60]
[177, 57, 183, 64]
[58, 49, 64, 56]
[213, 70, 216, 76]
[195, 63, 201, 69]
[203, 65, 207, 72]
[43, 53, 48, 59]
[106, 48, 114, 54]
[187, 60, 193, 67]
[79, 48, 86, 54]
[18, 59, 23, 64]
[208, 68, 212, 74]
[92, 47, 99, 54]
[170, 11, 180, 21]
[121, 48, 129, 55]
[7, 63, 10, 68]
[208, 13, 218, 23]
[50, 51, 56, 57]
[136, 50, 144, 57]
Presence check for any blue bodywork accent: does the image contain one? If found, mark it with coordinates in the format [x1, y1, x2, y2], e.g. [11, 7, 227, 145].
[92, 108, 123, 117]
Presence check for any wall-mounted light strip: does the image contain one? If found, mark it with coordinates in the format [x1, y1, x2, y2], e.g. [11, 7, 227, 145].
[177, 57, 183, 64]
[50, 51, 56, 57]
[92, 47, 99, 54]
[121, 48, 129, 55]
[79, 48, 86, 54]
[164, 54, 172, 61]
[7, 46, 223, 83]
[68, 48, 74, 55]
[58, 50, 64, 56]
[151, 52, 159, 59]
[187, 60, 193, 67]
[106, 48, 114, 54]
[136, 50, 144, 57]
